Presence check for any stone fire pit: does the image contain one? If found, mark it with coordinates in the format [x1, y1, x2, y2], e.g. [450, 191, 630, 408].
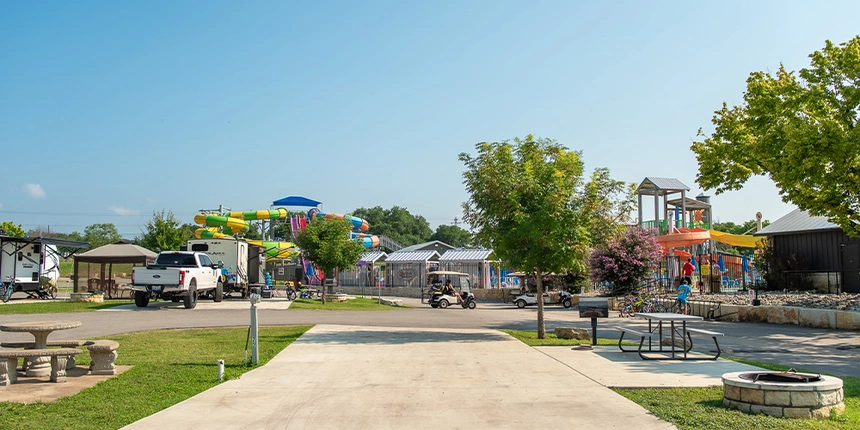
[722, 370, 844, 418]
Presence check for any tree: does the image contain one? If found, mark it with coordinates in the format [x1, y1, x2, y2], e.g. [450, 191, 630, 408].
[429, 224, 473, 247]
[0, 221, 26, 237]
[581, 167, 637, 250]
[589, 227, 663, 295]
[692, 36, 860, 237]
[295, 218, 364, 304]
[83, 223, 123, 249]
[460, 135, 589, 338]
[137, 210, 190, 252]
[351, 206, 432, 246]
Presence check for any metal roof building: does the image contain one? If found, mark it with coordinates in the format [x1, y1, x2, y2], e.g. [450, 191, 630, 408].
[384, 250, 440, 288]
[439, 249, 496, 289]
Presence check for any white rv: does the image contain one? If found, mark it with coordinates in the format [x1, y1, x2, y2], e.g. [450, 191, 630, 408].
[185, 238, 266, 298]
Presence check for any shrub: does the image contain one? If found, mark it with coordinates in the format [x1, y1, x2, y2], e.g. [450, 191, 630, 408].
[589, 227, 663, 295]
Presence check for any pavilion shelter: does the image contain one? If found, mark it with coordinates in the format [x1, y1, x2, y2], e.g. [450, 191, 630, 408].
[438, 249, 496, 289]
[73, 242, 157, 297]
[384, 250, 440, 288]
[339, 251, 388, 287]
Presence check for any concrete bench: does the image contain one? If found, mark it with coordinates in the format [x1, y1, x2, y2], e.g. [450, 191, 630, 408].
[684, 327, 724, 360]
[87, 340, 120, 375]
[0, 348, 82, 384]
[0, 339, 120, 374]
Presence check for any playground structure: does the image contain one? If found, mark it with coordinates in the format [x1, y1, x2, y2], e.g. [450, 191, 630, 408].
[637, 177, 764, 292]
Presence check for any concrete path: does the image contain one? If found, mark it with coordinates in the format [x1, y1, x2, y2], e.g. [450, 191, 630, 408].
[123, 325, 677, 430]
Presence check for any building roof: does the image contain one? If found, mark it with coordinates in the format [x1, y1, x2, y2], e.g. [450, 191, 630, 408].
[359, 251, 388, 264]
[439, 249, 495, 261]
[637, 177, 690, 196]
[75, 243, 158, 263]
[272, 196, 321, 207]
[398, 240, 455, 252]
[666, 196, 711, 210]
[754, 208, 840, 236]
[385, 250, 440, 262]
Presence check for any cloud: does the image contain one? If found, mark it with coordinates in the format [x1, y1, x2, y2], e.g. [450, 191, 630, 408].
[23, 183, 46, 199]
[109, 206, 141, 216]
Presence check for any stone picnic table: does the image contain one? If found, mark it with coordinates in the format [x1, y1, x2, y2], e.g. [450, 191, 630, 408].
[0, 320, 81, 377]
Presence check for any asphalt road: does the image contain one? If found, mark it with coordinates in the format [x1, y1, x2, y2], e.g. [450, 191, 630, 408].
[2, 297, 858, 378]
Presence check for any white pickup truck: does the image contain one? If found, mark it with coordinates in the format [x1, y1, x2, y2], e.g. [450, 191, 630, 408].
[131, 251, 223, 309]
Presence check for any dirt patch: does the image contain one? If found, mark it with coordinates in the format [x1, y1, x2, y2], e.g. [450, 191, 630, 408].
[0, 365, 132, 403]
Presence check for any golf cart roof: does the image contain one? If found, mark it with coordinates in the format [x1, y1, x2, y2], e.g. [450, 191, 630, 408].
[428, 271, 470, 277]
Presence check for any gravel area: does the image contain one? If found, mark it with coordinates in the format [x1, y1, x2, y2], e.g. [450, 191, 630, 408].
[691, 291, 860, 311]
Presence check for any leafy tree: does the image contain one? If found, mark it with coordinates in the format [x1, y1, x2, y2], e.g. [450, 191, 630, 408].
[581, 167, 637, 250]
[0, 221, 26, 237]
[83, 223, 123, 248]
[692, 36, 860, 237]
[589, 227, 663, 295]
[295, 218, 364, 304]
[350, 206, 432, 246]
[460, 135, 589, 338]
[429, 224, 473, 247]
[137, 210, 190, 252]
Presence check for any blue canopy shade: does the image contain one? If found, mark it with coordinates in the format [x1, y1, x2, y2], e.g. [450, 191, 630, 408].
[273, 196, 322, 207]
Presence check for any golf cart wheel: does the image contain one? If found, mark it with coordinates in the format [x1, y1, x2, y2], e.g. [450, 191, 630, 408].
[516, 299, 526, 309]
[439, 299, 449, 309]
[562, 298, 572, 309]
[134, 291, 150, 307]
[467, 300, 476, 309]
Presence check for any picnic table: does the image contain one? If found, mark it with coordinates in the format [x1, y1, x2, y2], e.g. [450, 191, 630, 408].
[617, 313, 724, 360]
[0, 320, 81, 376]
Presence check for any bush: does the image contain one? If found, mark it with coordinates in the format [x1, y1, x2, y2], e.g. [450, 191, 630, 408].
[589, 227, 663, 296]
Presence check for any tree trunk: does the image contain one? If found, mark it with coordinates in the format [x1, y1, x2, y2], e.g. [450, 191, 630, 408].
[536, 269, 546, 339]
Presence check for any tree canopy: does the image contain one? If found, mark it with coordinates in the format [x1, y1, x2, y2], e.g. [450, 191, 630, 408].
[692, 36, 860, 237]
[581, 167, 637, 249]
[83, 223, 123, 248]
[350, 206, 432, 246]
[429, 224, 473, 248]
[0, 221, 26, 237]
[137, 210, 192, 252]
[460, 135, 589, 338]
[295, 218, 364, 303]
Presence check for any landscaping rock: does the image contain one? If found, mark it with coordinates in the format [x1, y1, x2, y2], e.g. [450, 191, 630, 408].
[554, 327, 589, 340]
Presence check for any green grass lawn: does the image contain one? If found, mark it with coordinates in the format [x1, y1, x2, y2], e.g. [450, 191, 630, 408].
[506, 330, 857, 429]
[0, 300, 133, 314]
[502, 329, 626, 347]
[288, 297, 408, 310]
[0, 325, 312, 430]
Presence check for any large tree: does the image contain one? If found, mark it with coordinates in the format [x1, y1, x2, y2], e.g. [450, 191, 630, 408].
[350, 206, 432, 246]
[429, 224, 473, 248]
[581, 167, 637, 249]
[137, 210, 191, 252]
[83, 223, 123, 248]
[460, 135, 589, 338]
[295, 218, 364, 304]
[692, 36, 860, 237]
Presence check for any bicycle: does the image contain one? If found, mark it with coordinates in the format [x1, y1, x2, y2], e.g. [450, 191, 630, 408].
[0, 282, 13, 303]
[618, 296, 635, 317]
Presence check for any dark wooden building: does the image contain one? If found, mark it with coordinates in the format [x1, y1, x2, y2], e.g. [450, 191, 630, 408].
[754, 209, 856, 293]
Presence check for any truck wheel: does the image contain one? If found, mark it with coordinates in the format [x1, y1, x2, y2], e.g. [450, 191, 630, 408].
[213, 281, 224, 302]
[184, 280, 198, 309]
[134, 291, 150, 308]
[562, 298, 572, 309]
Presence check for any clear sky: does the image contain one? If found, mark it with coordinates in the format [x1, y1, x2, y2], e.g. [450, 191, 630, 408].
[1, 1, 858, 239]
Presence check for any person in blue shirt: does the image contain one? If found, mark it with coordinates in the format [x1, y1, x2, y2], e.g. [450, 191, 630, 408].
[676, 279, 692, 315]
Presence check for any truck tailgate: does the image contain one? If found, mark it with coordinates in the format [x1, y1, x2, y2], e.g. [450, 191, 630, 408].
[133, 268, 181, 285]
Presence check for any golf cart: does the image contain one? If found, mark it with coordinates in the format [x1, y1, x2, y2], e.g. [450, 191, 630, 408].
[512, 288, 573, 309]
[426, 270, 476, 309]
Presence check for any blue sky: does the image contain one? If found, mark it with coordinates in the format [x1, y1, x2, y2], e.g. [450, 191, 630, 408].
[1, 1, 858, 239]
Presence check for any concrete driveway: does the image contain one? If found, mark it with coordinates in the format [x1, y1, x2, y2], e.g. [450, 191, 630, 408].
[123, 325, 677, 430]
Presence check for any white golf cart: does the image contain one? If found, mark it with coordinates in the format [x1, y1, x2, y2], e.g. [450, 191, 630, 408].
[426, 270, 476, 309]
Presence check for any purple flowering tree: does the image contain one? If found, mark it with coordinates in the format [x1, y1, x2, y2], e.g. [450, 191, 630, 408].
[589, 227, 663, 295]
